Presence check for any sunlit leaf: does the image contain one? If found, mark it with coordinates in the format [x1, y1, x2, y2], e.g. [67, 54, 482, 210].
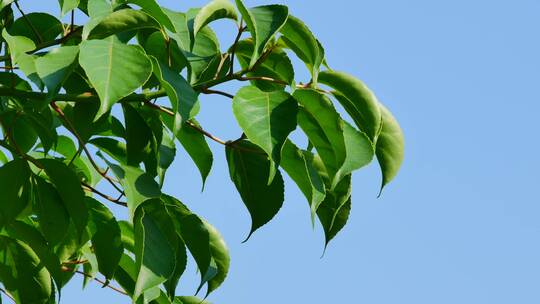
[233, 85, 297, 182]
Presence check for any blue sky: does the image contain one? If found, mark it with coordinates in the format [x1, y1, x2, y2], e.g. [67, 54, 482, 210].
[7, 0, 540, 303]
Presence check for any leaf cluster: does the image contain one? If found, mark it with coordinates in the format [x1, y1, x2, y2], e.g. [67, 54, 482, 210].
[0, 0, 404, 303]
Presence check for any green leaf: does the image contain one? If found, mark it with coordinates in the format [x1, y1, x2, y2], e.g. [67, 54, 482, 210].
[234, 1, 288, 67]
[0, 150, 8, 164]
[79, 37, 153, 118]
[294, 89, 345, 183]
[232, 85, 297, 183]
[40, 158, 88, 239]
[121, 0, 174, 31]
[174, 296, 211, 304]
[157, 128, 176, 186]
[1, 29, 41, 87]
[105, 161, 161, 218]
[279, 14, 323, 82]
[35, 46, 79, 99]
[0, 159, 31, 228]
[235, 39, 294, 91]
[295, 89, 374, 188]
[85, 197, 123, 281]
[82, 0, 112, 39]
[163, 197, 211, 289]
[34, 176, 70, 245]
[133, 205, 176, 301]
[59, 0, 80, 16]
[280, 140, 326, 223]
[88, 8, 161, 40]
[150, 56, 199, 134]
[123, 103, 154, 166]
[171, 120, 213, 189]
[225, 140, 284, 240]
[376, 104, 404, 192]
[315, 174, 352, 247]
[11, 115, 38, 153]
[0, 237, 53, 304]
[10, 12, 63, 43]
[204, 221, 229, 295]
[194, 0, 238, 36]
[319, 70, 382, 141]
[333, 121, 374, 188]
[4, 220, 63, 290]
[0, 0, 14, 12]
[89, 137, 127, 164]
[144, 31, 187, 73]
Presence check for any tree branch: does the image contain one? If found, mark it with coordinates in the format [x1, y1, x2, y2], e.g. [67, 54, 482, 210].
[201, 88, 234, 99]
[50, 102, 125, 196]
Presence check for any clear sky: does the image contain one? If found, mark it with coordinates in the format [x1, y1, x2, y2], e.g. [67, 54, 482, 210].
[7, 0, 540, 303]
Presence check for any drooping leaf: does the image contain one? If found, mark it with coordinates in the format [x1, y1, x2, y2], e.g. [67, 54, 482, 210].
[79, 37, 153, 118]
[204, 221, 230, 295]
[163, 196, 211, 290]
[235, 39, 294, 91]
[123, 103, 154, 166]
[194, 0, 238, 36]
[225, 140, 285, 240]
[376, 104, 404, 192]
[319, 70, 382, 141]
[40, 158, 88, 239]
[33, 176, 70, 245]
[279, 14, 324, 81]
[170, 120, 213, 189]
[150, 56, 199, 134]
[4, 220, 63, 289]
[133, 205, 176, 301]
[294, 89, 345, 183]
[0, 159, 31, 228]
[234, 1, 288, 67]
[315, 174, 352, 247]
[59, 0, 80, 17]
[88, 8, 161, 40]
[280, 140, 326, 223]
[105, 161, 161, 218]
[232, 85, 297, 182]
[0, 237, 53, 304]
[85, 197, 123, 281]
[89, 137, 127, 164]
[35, 46, 79, 99]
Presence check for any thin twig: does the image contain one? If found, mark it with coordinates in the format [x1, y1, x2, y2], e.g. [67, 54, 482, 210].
[82, 182, 127, 207]
[0, 287, 15, 302]
[13, 0, 43, 43]
[64, 268, 128, 296]
[236, 75, 288, 86]
[0, 66, 18, 70]
[201, 88, 234, 99]
[50, 102, 125, 196]
[142, 100, 231, 146]
[228, 21, 245, 75]
[186, 120, 228, 146]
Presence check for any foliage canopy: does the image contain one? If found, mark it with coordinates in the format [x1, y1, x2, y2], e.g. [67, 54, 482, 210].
[0, 0, 404, 303]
